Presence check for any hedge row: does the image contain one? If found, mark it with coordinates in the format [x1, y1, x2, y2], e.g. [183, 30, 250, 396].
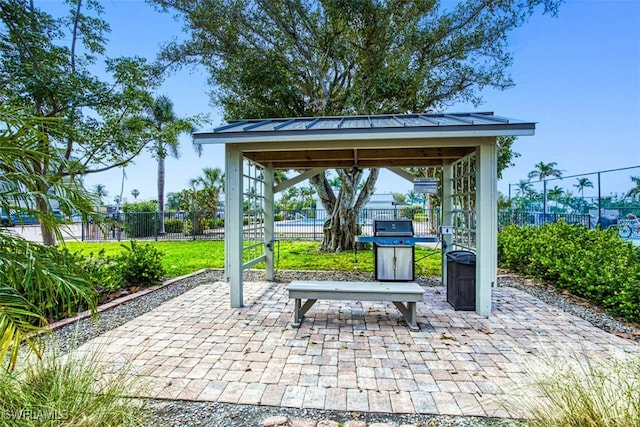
[498, 221, 640, 323]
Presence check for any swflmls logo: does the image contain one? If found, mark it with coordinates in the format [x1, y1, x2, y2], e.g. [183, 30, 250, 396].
[1, 408, 69, 421]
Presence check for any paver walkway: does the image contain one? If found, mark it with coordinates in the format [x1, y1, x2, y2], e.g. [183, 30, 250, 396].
[72, 280, 640, 419]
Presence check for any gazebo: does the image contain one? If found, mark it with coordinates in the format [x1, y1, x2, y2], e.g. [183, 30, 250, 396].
[193, 112, 535, 317]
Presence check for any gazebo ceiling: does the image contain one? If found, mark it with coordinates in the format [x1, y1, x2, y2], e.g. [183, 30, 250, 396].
[242, 147, 476, 168]
[193, 112, 535, 169]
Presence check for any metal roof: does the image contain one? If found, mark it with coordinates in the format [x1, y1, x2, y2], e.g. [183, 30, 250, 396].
[195, 112, 534, 140]
[193, 112, 535, 168]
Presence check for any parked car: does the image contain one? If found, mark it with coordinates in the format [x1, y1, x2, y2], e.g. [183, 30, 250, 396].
[10, 213, 39, 225]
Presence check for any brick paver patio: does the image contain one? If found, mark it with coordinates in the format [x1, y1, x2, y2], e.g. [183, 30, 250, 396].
[71, 280, 640, 419]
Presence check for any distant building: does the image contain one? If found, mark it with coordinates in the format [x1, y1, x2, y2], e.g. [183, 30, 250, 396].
[364, 193, 395, 210]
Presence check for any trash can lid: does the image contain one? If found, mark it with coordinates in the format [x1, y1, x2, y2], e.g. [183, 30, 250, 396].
[446, 250, 476, 265]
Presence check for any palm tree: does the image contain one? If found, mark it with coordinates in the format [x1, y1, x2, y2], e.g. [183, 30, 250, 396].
[146, 95, 194, 233]
[573, 178, 593, 213]
[279, 187, 300, 212]
[92, 184, 108, 207]
[299, 186, 316, 209]
[512, 180, 535, 211]
[274, 170, 288, 185]
[131, 189, 140, 200]
[574, 178, 593, 199]
[626, 176, 640, 201]
[189, 167, 225, 212]
[515, 180, 534, 197]
[528, 162, 563, 213]
[0, 106, 97, 369]
[190, 167, 225, 194]
[547, 186, 564, 211]
[406, 190, 425, 206]
[166, 192, 182, 211]
[117, 167, 127, 211]
[528, 161, 564, 181]
[328, 176, 341, 191]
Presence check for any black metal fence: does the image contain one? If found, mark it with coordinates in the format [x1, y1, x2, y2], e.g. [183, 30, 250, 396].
[82, 211, 224, 242]
[498, 210, 592, 229]
[81, 208, 597, 242]
[81, 208, 440, 242]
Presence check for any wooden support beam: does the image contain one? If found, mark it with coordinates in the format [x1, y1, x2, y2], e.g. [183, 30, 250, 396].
[274, 167, 326, 193]
[387, 167, 416, 183]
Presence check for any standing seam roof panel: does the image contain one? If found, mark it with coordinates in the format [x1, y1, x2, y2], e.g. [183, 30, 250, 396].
[202, 112, 534, 136]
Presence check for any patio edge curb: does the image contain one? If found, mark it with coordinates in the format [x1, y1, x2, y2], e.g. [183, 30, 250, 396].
[47, 268, 221, 331]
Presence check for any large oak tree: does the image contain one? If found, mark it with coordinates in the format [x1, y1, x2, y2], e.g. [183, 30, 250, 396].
[152, 0, 560, 251]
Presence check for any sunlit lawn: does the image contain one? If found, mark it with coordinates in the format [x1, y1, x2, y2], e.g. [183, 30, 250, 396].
[63, 240, 442, 279]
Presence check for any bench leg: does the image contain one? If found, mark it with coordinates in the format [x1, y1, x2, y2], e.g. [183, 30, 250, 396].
[392, 301, 419, 332]
[292, 298, 317, 328]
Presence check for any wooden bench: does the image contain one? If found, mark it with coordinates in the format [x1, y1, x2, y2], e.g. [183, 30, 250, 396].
[287, 280, 424, 331]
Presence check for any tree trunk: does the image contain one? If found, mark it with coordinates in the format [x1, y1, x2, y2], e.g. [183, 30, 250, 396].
[37, 197, 56, 246]
[311, 168, 379, 252]
[158, 156, 165, 234]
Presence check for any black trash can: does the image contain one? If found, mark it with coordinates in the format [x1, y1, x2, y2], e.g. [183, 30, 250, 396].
[446, 250, 476, 311]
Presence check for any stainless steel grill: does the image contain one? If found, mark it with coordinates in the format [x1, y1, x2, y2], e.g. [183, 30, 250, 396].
[356, 219, 438, 281]
[372, 220, 415, 281]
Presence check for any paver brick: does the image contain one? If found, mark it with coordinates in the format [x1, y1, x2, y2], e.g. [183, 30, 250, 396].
[367, 390, 392, 413]
[346, 389, 369, 412]
[66, 280, 640, 420]
[389, 391, 414, 413]
[281, 385, 307, 408]
[260, 384, 286, 406]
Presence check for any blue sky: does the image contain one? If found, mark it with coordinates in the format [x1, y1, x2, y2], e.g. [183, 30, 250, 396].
[41, 0, 640, 204]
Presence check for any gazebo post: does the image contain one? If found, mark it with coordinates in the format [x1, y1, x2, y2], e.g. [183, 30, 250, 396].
[475, 138, 498, 316]
[440, 160, 454, 287]
[264, 163, 275, 281]
[225, 144, 244, 308]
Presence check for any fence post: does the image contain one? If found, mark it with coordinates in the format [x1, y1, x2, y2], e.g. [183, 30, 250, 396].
[155, 212, 158, 241]
[192, 210, 196, 241]
[597, 172, 602, 227]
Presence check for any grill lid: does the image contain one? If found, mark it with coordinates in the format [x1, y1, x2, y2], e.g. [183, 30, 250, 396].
[374, 220, 414, 237]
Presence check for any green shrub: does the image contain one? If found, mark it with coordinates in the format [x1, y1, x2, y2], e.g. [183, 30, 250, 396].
[117, 241, 165, 287]
[414, 213, 428, 222]
[0, 241, 97, 323]
[80, 249, 124, 296]
[498, 221, 640, 323]
[163, 218, 184, 233]
[185, 217, 204, 235]
[399, 205, 422, 220]
[121, 201, 158, 238]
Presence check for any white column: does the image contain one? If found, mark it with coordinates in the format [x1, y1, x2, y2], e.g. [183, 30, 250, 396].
[225, 144, 244, 308]
[264, 163, 275, 281]
[475, 138, 498, 317]
[440, 161, 454, 287]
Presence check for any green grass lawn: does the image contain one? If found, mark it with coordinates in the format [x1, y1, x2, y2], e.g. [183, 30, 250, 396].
[63, 240, 442, 279]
